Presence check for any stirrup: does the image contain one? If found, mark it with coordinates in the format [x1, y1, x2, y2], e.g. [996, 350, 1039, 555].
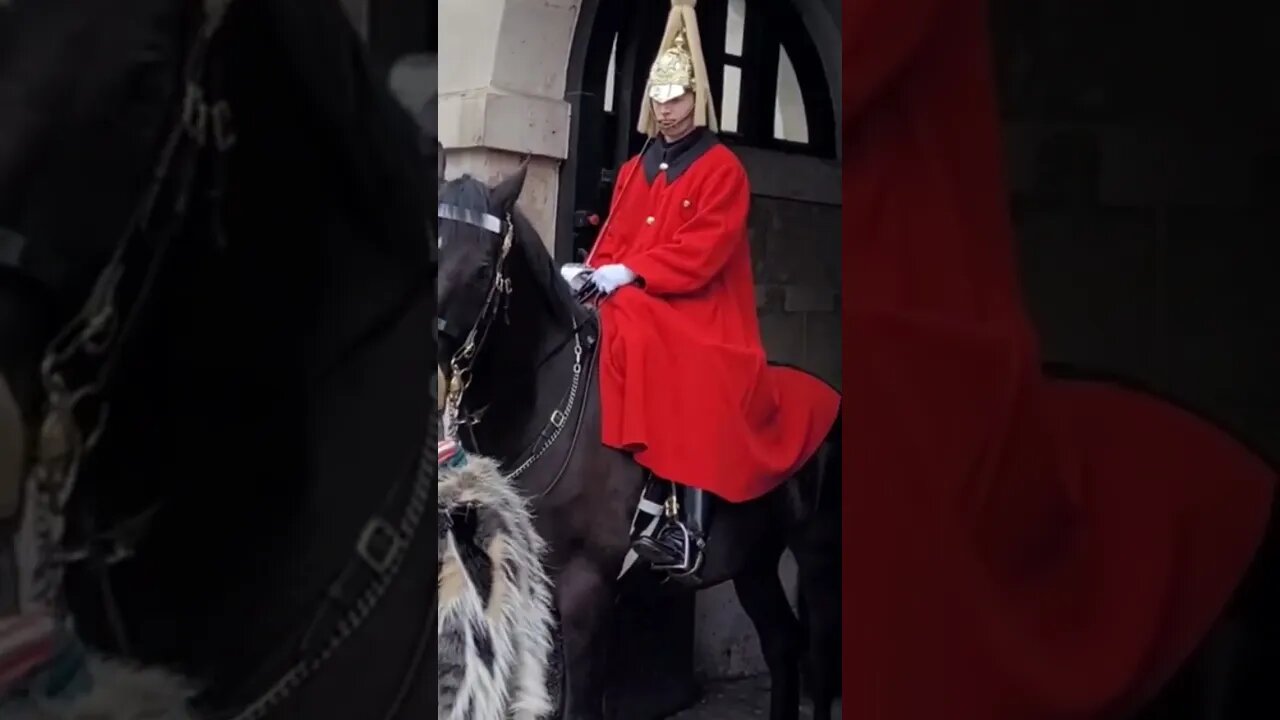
[651, 521, 704, 576]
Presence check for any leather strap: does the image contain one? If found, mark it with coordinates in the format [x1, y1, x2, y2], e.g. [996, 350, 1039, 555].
[0, 228, 61, 295]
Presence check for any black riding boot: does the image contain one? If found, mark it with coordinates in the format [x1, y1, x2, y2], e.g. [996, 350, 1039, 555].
[631, 486, 714, 583]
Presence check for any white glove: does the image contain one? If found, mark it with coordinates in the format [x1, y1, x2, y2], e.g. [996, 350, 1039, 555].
[590, 264, 638, 295]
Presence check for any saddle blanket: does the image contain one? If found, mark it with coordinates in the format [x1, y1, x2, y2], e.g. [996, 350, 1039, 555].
[439, 438, 465, 468]
[0, 612, 57, 694]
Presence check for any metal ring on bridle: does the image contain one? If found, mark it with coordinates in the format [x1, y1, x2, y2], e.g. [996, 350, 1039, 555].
[436, 204, 515, 438]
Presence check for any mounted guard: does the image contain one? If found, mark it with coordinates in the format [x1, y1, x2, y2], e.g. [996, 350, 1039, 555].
[571, 0, 841, 581]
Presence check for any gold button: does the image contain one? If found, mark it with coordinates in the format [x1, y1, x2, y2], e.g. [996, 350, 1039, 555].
[645, 216, 655, 225]
[682, 199, 691, 208]
[659, 162, 669, 171]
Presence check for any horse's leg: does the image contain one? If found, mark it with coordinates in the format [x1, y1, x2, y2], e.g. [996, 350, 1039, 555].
[792, 424, 843, 720]
[556, 554, 613, 720]
[794, 552, 841, 720]
[734, 545, 802, 720]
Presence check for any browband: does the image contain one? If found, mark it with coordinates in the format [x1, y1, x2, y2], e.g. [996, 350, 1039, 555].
[437, 203, 505, 235]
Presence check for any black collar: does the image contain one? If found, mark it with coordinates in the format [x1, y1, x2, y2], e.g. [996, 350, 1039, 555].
[642, 128, 718, 185]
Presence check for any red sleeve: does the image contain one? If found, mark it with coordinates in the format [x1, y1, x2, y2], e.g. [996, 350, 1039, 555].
[846, 0, 946, 121]
[625, 160, 750, 297]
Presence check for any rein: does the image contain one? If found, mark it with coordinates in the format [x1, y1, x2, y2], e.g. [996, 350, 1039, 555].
[22, 0, 238, 623]
[437, 201, 596, 497]
[438, 204, 514, 439]
[8, 2, 439, 717]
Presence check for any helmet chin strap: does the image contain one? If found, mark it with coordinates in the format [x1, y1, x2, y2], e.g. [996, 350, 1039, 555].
[0, 373, 24, 519]
[657, 102, 695, 138]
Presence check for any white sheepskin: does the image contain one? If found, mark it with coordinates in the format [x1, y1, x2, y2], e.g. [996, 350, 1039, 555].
[1, 656, 198, 720]
[438, 451, 556, 720]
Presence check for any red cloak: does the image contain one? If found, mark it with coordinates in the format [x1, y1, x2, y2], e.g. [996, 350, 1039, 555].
[845, 0, 1276, 717]
[590, 137, 841, 502]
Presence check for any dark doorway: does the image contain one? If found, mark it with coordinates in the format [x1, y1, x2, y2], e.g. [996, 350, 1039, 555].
[559, 0, 837, 264]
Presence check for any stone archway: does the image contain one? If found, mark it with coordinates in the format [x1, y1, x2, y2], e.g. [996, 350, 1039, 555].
[436, 0, 581, 251]
[793, 0, 841, 157]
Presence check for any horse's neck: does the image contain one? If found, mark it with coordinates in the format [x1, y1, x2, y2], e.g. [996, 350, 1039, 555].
[465, 266, 577, 460]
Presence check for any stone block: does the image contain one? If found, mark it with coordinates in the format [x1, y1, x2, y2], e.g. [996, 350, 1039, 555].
[783, 285, 835, 313]
[1097, 127, 1168, 207]
[759, 313, 806, 367]
[736, 147, 841, 206]
[1015, 205, 1168, 384]
[1002, 123, 1042, 195]
[747, 204, 771, 273]
[758, 199, 841, 288]
[694, 586, 765, 679]
[1165, 136, 1256, 208]
[1163, 207, 1279, 404]
[755, 285, 784, 313]
[443, 148, 561, 252]
[1029, 130, 1100, 205]
[1254, 152, 1280, 205]
[803, 312, 843, 389]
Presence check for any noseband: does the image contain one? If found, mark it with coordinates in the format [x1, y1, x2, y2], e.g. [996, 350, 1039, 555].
[437, 201, 514, 438]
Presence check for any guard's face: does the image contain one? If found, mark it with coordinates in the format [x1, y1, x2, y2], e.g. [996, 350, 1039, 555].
[653, 92, 695, 140]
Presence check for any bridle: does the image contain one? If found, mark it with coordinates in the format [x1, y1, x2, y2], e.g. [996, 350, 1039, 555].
[20, 0, 238, 622]
[8, 2, 438, 718]
[436, 198, 594, 496]
[436, 202, 515, 438]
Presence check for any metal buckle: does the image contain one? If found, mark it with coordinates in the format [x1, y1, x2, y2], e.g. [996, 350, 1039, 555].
[550, 409, 567, 428]
[210, 100, 237, 152]
[663, 493, 680, 519]
[356, 518, 403, 575]
[182, 83, 208, 145]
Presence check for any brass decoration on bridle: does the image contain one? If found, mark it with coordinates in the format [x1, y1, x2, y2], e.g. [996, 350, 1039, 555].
[441, 217, 515, 440]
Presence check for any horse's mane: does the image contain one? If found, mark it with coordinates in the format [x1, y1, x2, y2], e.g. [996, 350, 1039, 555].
[443, 174, 587, 331]
[509, 207, 589, 331]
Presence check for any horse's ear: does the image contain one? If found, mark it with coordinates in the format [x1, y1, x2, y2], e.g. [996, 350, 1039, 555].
[490, 158, 530, 213]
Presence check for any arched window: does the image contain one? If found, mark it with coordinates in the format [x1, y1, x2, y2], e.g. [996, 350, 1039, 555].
[597, 0, 833, 157]
[774, 48, 808, 143]
[720, 0, 746, 133]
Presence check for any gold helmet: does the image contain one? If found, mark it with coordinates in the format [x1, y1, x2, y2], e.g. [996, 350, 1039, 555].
[637, 0, 718, 136]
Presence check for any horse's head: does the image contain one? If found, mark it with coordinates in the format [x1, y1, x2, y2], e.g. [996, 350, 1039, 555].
[436, 165, 529, 370]
[0, 0, 200, 526]
[0, 0, 438, 701]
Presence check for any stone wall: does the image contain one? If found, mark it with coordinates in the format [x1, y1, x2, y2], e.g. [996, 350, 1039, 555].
[993, 0, 1280, 460]
[437, 0, 579, 249]
[751, 196, 844, 388]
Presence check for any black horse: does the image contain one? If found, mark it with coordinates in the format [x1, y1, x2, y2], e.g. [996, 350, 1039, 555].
[0, 0, 437, 717]
[437, 166, 843, 720]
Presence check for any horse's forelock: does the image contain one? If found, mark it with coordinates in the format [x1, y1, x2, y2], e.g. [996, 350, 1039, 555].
[442, 174, 580, 326]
